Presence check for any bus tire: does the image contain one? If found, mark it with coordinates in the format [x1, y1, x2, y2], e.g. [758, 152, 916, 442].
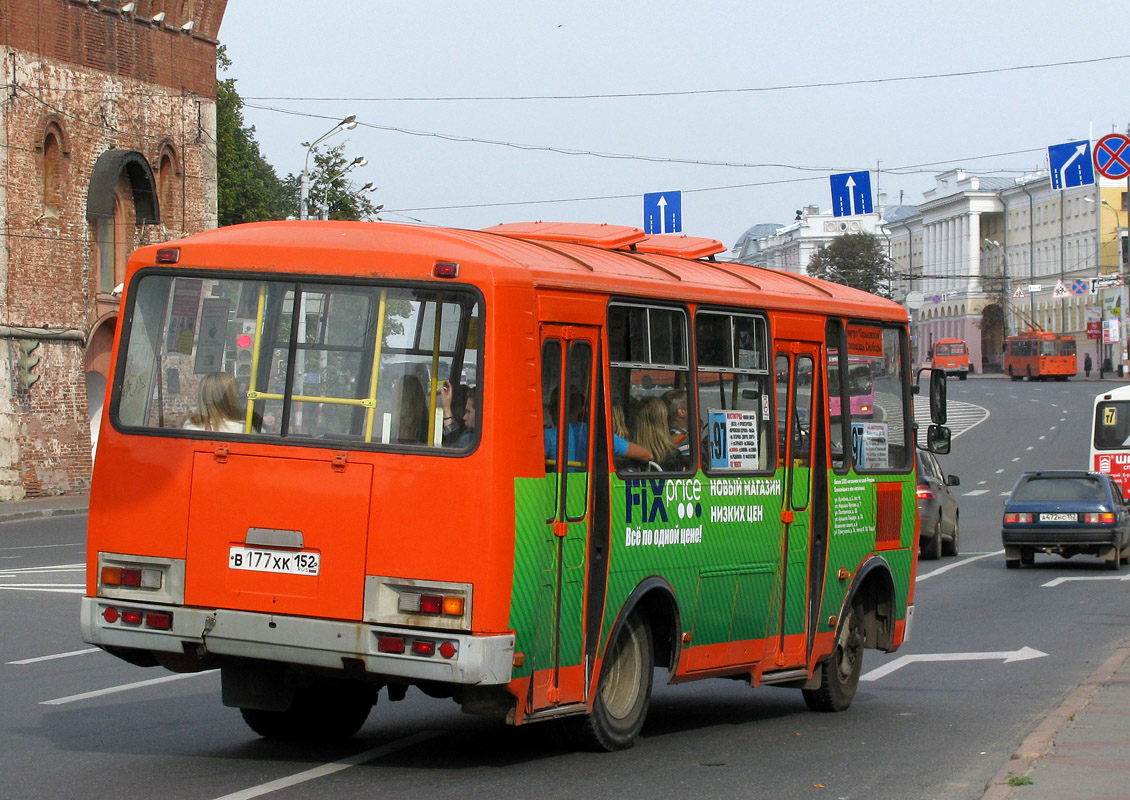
[803, 602, 863, 713]
[563, 611, 653, 751]
[239, 681, 374, 741]
[958, 373, 967, 381]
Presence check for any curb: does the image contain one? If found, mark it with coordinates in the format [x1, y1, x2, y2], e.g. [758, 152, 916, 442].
[0, 505, 88, 523]
[980, 640, 1130, 799]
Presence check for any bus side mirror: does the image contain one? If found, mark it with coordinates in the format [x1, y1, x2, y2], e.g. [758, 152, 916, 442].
[930, 368, 947, 425]
[927, 424, 951, 455]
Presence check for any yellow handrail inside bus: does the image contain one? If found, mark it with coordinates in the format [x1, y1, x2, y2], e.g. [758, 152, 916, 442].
[363, 289, 388, 443]
[244, 282, 267, 433]
[426, 296, 443, 445]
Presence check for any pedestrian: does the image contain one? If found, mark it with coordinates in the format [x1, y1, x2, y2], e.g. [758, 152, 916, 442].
[1085, 352, 1093, 378]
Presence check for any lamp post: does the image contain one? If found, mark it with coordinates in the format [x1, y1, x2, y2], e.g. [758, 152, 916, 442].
[299, 114, 358, 221]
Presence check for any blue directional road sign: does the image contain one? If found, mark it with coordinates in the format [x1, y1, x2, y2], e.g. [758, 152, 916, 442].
[644, 191, 681, 234]
[829, 171, 873, 217]
[1048, 140, 1095, 190]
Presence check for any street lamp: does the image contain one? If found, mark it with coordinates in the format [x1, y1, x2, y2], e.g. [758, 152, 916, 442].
[299, 114, 358, 221]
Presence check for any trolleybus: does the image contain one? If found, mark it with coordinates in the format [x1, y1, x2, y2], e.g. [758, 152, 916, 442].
[1005, 329, 1077, 381]
[81, 220, 949, 750]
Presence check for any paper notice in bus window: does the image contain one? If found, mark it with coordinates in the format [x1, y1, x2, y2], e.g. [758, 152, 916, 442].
[850, 422, 889, 469]
[846, 326, 883, 357]
[167, 278, 203, 355]
[708, 409, 759, 470]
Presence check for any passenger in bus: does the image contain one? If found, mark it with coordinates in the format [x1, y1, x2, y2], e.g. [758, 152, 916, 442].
[611, 403, 630, 440]
[664, 389, 691, 465]
[544, 388, 652, 468]
[183, 371, 244, 434]
[439, 380, 474, 447]
[392, 374, 428, 443]
[634, 396, 679, 471]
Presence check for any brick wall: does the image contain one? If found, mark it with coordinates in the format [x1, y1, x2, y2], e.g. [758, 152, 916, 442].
[0, 0, 225, 498]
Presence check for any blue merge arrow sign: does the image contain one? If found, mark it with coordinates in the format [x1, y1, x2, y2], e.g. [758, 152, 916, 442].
[1048, 140, 1095, 190]
[829, 171, 873, 217]
[644, 191, 682, 234]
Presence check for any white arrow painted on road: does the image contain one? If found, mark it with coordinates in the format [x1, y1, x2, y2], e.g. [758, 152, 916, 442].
[1042, 574, 1130, 587]
[656, 196, 668, 233]
[860, 646, 1047, 682]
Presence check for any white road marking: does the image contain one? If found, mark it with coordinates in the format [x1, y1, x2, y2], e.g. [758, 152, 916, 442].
[8, 648, 99, 665]
[963, 489, 989, 496]
[210, 731, 441, 800]
[861, 646, 1047, 682]
[40, 670, 217, 706]
[0, 585, 84, 594]
[996, 469, 1005, 474]
[917, 550, 1002, 582]
[0, 543, 83, 552]
[0, 563, 86, 594]
[1042, 574, 1130, 587]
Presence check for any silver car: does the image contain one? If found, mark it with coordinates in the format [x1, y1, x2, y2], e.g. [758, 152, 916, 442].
[917, 448, 960, 560]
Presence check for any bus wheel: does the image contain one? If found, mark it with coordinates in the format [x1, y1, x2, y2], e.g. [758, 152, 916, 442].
[804, 603, 863, 713]
[239, 681, 375, 741]
[564, 611, 653, 751]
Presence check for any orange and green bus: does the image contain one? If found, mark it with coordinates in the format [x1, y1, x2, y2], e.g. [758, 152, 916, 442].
[81, 220, 949, 750]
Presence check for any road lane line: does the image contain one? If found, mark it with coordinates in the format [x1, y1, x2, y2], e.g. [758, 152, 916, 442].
[0, 585, 85, 594]
[917, 550, 1002, 582]
[963, 489, 989, 496]
[0, 543, 83, 552]
[210, 730, 440, 800]
[40, 670, 217, 705]
[8, 648, 99, 665]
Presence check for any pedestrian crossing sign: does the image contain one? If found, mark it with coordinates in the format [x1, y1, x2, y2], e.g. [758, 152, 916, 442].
[1012, 286, 1025, 299]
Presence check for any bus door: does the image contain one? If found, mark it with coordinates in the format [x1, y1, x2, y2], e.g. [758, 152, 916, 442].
[765, 342, 821, 668]
[533, 325, 600, 710]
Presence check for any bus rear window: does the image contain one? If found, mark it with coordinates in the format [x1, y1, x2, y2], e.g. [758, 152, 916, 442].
[114, 273, 481, 449]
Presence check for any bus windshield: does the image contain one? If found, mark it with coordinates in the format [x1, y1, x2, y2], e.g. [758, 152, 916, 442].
[114, 273, 481, 448]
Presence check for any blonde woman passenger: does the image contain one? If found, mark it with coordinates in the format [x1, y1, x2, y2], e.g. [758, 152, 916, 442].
[634, 395, 679, 471]
[183, 372, 245, 434]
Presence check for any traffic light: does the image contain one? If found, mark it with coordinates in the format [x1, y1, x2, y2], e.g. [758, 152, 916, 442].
[17, 340, 40, 390]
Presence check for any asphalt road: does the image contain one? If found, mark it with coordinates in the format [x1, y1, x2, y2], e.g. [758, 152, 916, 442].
[2, 377, 1126, 800]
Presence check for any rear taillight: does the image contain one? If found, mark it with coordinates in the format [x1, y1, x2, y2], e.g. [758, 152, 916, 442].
[1084, 512, 1116, 524]
[101, 566, 161, 589]
[916, 486, 933, 501]
[1004, 512, 1034, 524]
[399, 591, 465, 617]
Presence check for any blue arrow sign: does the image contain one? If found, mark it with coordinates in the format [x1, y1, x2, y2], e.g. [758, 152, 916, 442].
[644, 191, 682, 234]
[1048, 140, 1095, 190]
[829, 171, 873, 217]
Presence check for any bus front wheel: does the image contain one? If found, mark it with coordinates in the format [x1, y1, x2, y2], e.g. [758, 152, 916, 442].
[804, 603, 863, 713]
[564, 611, 653, 751]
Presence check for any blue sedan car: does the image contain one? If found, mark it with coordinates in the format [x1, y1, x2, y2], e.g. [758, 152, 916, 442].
[1002, 471, 1130, 570]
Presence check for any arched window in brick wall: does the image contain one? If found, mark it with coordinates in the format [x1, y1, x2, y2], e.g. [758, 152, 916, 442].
[157, 144, 182, 231]
[86, 149, 160, 295]
[41, 121, 68, 213]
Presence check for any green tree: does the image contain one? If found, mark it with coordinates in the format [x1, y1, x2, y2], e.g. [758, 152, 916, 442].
[806, 232, 893, 299]
[216, 47, 292, 225]
[289, 143, 382, 221]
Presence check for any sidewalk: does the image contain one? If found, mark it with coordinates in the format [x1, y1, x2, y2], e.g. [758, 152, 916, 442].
[981, 641, 1130, 799]
[0, 492, 89, 523]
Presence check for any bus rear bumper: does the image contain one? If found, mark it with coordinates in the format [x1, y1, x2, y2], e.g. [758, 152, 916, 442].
[81, 597, 515, 686]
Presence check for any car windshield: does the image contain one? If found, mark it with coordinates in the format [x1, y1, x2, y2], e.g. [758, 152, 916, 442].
[1013, 476, 1105, 503]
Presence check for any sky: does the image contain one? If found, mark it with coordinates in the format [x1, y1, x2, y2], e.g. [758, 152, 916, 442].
[216, 1, 1130, 250]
